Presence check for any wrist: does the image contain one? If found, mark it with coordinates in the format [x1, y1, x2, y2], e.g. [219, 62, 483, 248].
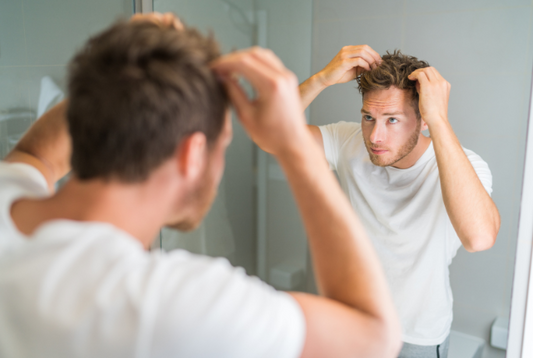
[425, 113, 449, 128]
[309, 72, 330, 91]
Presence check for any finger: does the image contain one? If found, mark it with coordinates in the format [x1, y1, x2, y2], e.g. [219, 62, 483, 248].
[162, 12, 184, 30]
[428, 67, 444, 82]
[361, 45, 382, 66]
[342, 49, 378, 70]
[212, 52, 285, 99]
[249, 47, 287, 74]
[221, 75, 252, 119]
[409, 70, 430, 89]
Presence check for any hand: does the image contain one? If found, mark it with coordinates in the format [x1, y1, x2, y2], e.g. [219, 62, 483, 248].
[408, 67, 451, 126]
[130, 12, 184, 30]
[315, 45, 382, 88]
[212, 47, 309, 156]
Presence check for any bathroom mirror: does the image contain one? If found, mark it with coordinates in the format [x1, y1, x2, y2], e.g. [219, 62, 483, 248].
[0, 0, 532, 357]
[148, 1, 531, 357]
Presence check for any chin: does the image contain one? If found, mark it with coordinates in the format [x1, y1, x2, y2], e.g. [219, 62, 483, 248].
[166, 218, 202, 232]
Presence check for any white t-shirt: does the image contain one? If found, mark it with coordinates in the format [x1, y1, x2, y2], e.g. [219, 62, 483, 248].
[0, 162, 305, 358]
[319, 121, 492, 346]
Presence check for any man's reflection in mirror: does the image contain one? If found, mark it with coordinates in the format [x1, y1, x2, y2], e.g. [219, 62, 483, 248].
[300, 48, 501, 358]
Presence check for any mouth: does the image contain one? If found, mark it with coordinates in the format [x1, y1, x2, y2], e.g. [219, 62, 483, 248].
[370, 148, 388, 155]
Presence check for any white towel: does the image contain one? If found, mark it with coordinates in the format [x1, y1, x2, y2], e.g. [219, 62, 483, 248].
[37, 76, 64, 118]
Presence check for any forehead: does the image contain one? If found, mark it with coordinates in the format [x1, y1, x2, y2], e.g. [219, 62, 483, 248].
[362, 87, 411, 113]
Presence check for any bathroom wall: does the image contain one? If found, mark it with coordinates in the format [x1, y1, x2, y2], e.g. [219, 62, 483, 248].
[254, 0, 313, 290]
[153, 0, 258, 275]
[310, 0, 533, 357]
[0, 0, 132, 158]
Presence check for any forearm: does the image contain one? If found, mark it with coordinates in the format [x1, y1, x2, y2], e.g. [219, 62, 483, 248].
[276, 132, 396, 322]
[299, 74, 327, 111]
[430, 119, 500, 251]
[4, 100, 71, 190]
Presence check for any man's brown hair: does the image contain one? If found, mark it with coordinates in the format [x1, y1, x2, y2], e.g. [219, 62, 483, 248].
[357, 50, 429, 119]
[67, 20, 228, 182]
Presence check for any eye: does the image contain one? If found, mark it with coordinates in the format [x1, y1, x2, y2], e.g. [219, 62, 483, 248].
[363, 115, 373, 121]
[388, 117, 398, 124]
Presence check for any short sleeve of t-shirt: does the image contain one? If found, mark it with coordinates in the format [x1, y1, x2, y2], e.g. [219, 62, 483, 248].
[0, 162, 49, 248]
[318, 121, 361, 171]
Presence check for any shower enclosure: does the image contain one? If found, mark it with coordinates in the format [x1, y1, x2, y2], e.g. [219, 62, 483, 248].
[0, 0, 314, 291]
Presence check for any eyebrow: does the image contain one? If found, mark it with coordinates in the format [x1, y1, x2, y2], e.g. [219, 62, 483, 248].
[361, 109, 404, 116]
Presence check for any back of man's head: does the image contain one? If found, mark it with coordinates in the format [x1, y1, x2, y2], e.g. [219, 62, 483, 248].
[67, 19, 228, 183]
[357, 50, 429, 119]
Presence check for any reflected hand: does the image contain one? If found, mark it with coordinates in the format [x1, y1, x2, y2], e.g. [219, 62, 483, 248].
[130, 12, 184, 30]
[315, 45, 382, 87]
[212, 47, 308, 156]
[408, 67, 450, 126]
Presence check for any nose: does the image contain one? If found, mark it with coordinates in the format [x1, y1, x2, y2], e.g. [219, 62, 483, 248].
[369, 121, 386, 144]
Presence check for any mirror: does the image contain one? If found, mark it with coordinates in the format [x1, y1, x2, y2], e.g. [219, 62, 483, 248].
[151, 1, 529, 357]
[0, 0, 531, 357]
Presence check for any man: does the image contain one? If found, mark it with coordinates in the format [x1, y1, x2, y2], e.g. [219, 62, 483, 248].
[0, 14, 401, 358]
[299, 46, 500, 357]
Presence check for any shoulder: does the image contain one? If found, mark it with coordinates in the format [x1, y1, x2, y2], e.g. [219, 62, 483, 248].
[462, 147, 491, 172]
[140, 249, 306, 357]
[319, 121, 361, 136]
[319, 121, 362, 146]
[0, 161, 49, 195]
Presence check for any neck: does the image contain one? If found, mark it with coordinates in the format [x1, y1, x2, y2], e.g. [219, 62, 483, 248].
[12, 171, 182, 248]
[392, 134, 432, 169]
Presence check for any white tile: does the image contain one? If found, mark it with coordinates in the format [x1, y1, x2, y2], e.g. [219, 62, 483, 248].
[0, 67, 30, 111]
[266, 179, 308, 271]
[23, 0, 130, 66]
[403, 8, 532, 75]
[0, 0, 27, 66]
[404, 0, 530, 15]
[314, 0, 403, 21]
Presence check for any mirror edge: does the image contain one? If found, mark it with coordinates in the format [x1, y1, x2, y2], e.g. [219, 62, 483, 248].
[508, 62, 533, 357]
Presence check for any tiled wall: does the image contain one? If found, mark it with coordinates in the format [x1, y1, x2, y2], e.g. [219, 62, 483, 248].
[0, 0, 132, 157]
[310, 1, 533, 357]
[154, 0, 258, 275]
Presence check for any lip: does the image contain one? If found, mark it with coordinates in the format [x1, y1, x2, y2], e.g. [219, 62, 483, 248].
[371, 148, 388, 155]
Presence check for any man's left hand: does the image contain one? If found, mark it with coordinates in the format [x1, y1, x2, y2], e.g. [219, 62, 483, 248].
[408, 67, 450, 127]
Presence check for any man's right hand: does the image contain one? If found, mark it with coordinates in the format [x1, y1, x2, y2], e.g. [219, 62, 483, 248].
[316, 45, 382, 87]
[212, 47, 310, 157]
[299, 45, 381, 110]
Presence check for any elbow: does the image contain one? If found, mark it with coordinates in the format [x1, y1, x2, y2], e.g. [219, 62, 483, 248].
[462, 215, 500, 253]
[372, 315, 403, 358]
[463, 232, 497, 252]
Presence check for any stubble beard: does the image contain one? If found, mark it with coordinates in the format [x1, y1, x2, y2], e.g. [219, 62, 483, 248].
[365, 120, 421, 167]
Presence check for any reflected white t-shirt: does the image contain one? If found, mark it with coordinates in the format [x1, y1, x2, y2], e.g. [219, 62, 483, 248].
[319, 121, 492, 346]
[0, 162, 305, 358]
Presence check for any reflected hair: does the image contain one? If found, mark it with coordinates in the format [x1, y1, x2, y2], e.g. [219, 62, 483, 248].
[67, 19, 228, 182]
[357, 50, 429, 119]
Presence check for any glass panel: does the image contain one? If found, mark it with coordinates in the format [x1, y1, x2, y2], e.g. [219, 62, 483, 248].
[0, 0, 133, 158]
[154, 0, 258, 275]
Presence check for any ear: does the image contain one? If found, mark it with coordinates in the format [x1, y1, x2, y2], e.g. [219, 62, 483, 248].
[420, 119, 428, 132]
[176, 132, 208, 181]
